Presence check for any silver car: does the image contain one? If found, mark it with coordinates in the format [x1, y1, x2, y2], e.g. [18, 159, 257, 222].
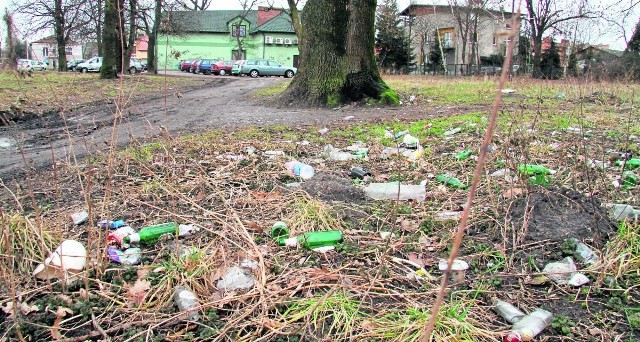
[77, 57, 103, 73]
[240, 58, 297, 78]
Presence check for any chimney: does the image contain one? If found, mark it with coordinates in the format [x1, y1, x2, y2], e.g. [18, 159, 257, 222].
[257, 6, 282, 26]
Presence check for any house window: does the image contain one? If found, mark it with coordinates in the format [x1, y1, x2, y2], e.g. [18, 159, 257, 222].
[492, 35, 497, 46]
[232, 24, 246, 37]
[43, 47, 49, 56]
[65, 47, 72, 55]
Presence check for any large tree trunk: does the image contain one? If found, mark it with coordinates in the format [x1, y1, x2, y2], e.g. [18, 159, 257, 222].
[282, 0, 397, 107]
[147, 0, 161, 74]
[531, 34, 543, 78]
[54, 0, 67, 71]
[100, 0, 117, 79]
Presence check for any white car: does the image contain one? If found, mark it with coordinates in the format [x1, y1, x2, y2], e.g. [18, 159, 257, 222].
[77, 57, 103, 73]
[17, 59, 47, 72]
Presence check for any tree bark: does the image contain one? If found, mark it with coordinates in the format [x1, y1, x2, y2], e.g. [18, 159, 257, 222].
[100, 0, 118, 79]
[54, 0, 67, 72]
[147, 0, 161, 74]
[282, 0, 397, 107]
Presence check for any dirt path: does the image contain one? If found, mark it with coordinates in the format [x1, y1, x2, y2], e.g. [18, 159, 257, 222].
[0, 74, 471, 179]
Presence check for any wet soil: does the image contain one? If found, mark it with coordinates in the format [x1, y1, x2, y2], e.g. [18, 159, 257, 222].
[507, 187, 616, 246]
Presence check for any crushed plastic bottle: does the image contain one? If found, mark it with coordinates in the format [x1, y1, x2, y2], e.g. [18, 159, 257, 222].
[572, 239, 599, 264]
[363, 182, 426, 202]
[317, 127, 329, 135]
[70, 210, 89, 225]
[436, 174, 468, 190]
[279, 230, 344, 249]
[493, 300, 526, 324]
[444, 127, 462, 136]
[402, 134, 419, 149]
[608, 203, 639, 221]
[542, 257, 577, 285]
[107, 247, 142, 265]
[323, 145, 360, 161]
[174, 286, 201, 321]
[503, 308, 553, 342]
[284, 161, 315, 180]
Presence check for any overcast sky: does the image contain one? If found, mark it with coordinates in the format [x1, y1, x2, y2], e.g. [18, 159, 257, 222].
[0, 0, 634, 50]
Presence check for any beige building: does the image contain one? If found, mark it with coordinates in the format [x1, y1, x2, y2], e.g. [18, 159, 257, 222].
[30, 36, 83, 69]
[400, 2, 516, 74]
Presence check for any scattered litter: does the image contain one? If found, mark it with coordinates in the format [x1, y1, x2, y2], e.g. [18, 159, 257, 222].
[108, 247, 142, 265]
[443, 127, 462, 136]
[379, 231, 396, 240]
[245, 146, 257, 154]
[567, 272, 590, 286]
[615, 158, 640, 170]
[455, 149, 473, 160]
[436, 174, 468, 189]
[98, 220, 127, 229]
[33, 240, 87, 284]
[364, 182, 426, 202]
[349, 167, 371, 179]
[608, 203, 639, 221]
[323, 144, 365, 161]
[435, 211, 463, 220]
[264, 150, 285, 158]
[622, 171, 638, 188]
[501, 88, 516, 94]
[317, 127, 329, 135]
[174, 286, 201, 321]
[572, 239, 599, 264]
[217, 266, 256, 292]
[240, 258, 259, 270]
[285, 161, 315, 180]
[0, 137, 17, 149]
[438, 258, 469, 283]
[505, 308, 553, 342]
[343, 115, 355, 121]
[402, 134, 419, 148]
[542, 257, 577, 285]
[270, 221, 289, 240]
[280, 230, 343, 249]
[587, 159, 609, 169]
[555, 92, 566, 99]
[70, 210, 89, 225]
[493, 300, 526, 324]
[123, 222, 179, 246]
[108, 226, 137, 246]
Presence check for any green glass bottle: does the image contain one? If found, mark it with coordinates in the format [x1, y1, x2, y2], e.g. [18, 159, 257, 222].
[622, 171, 638, 187]
[123, 222, 178, 245]
[279, 230, 344, 249]
[455, 149, 473, 160]
[517, 164, 553, 175]
[436, 174, 468, 189]
[615, 158, 640, 170]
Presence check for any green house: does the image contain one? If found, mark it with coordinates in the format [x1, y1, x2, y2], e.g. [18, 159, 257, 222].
[158, 7, 300, 69]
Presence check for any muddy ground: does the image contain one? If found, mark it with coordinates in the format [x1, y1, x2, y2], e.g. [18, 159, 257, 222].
[0, 75, 474, 180]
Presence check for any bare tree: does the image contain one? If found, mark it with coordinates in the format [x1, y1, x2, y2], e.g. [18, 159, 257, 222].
[176, 0, 212, 11]
[525, 0, 594, 78]
[15, 0, 88, 71]
[3, 9, 16, 68]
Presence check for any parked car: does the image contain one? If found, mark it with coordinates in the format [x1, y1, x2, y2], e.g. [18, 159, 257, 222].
[212, 60, 234, 75]
[77, 57, 103, 73]
[17, 59, 47, 72]
[129, 58, 144, 73]
[195, 59, 219, 75]
[67, 59, 85, 71]
[179, 59, 193, 72]
[231, 60, 246, 76]
[37, 61, 48, 71]
[190, 59, 202, 73]
[477, 66, 501, 75]
[239, 58, 296, 78]
[140, 59, 148, 71]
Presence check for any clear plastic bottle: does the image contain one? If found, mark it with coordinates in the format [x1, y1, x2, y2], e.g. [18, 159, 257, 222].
[504, 308, 553, 342]
[609, 203, 639, 221]
[279, 230, 343, 249]
[493, 300, 526, 324]
[323, 145, 358, 161]
[364, 182, 426, 201]
[284, 161, 315, 180]
[174, 286, 201, 321]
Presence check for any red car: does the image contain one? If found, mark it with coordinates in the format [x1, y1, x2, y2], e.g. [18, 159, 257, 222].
[190, 59, 202, 74]
[179, 59, 193, 72]
[212, 60, 234, 76]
